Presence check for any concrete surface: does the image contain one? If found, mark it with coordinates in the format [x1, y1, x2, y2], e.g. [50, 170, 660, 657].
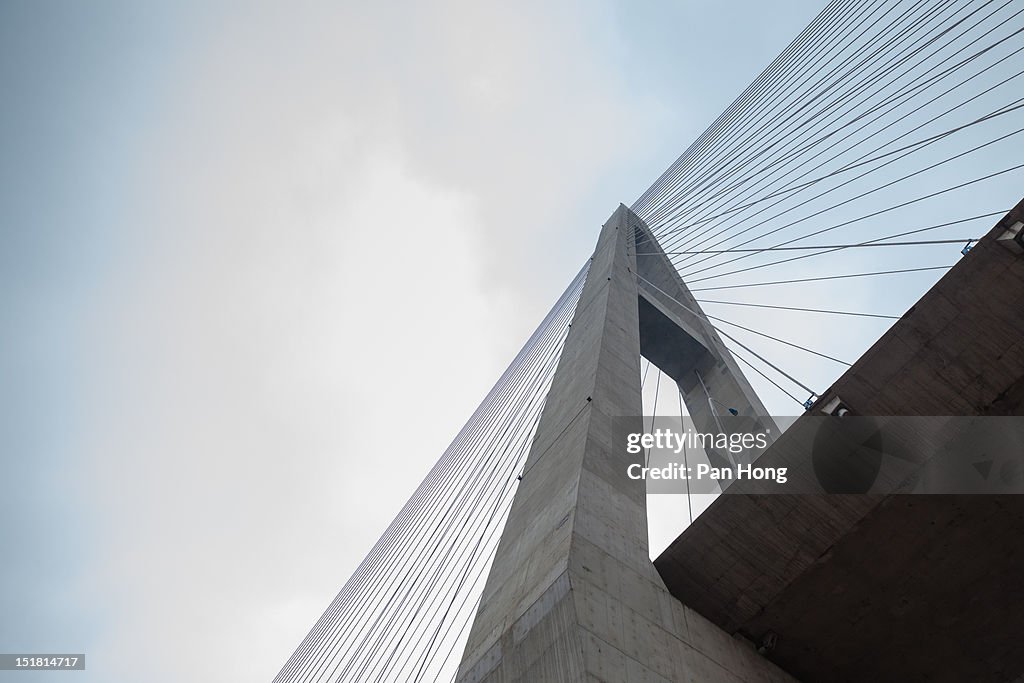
[457, 205, 793, 683]
[655, 198, 1024, 682]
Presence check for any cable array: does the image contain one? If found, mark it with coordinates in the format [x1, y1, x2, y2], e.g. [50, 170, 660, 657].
[273, 264, 589, 683]
[277, 2, 1024, 678]
[632, 0, 1024, 407]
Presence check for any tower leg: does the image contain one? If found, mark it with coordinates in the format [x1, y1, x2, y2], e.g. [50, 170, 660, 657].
[457, 206, 795, 683]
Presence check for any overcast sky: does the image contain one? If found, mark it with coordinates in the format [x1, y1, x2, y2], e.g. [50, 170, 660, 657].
[11, 0, 1012, 681]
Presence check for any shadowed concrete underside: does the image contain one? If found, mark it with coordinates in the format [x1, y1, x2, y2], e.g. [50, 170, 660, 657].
[655, 200, 1024, 683]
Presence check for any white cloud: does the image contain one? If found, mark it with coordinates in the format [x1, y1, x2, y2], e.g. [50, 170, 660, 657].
[57, 2, 653, 680]
[6, 1, 885, 681]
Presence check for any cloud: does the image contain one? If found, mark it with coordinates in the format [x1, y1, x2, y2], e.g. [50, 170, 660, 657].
[12, 1, 654, 680]
[2, 1, 865, 680]
[75, 140, 497, 682]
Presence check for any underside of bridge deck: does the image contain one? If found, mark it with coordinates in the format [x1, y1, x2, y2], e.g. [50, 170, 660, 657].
[655, 200, 1024, 682]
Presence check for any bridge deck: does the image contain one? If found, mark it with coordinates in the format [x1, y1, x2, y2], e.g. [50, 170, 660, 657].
[655, 201, 1024, 682]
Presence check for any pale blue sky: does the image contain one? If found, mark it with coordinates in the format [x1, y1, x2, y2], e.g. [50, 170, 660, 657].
[3, 1, 1021, 681]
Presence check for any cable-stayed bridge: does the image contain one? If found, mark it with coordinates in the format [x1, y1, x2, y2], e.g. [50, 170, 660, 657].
[275, 2, 1024, 681]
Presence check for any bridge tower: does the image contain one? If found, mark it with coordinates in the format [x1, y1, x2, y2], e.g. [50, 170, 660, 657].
[456, 205, 791, 682]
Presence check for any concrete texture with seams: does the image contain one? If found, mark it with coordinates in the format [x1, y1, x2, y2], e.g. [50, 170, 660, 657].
[457, 205, 795, 682]
[655, 199, 1024, 682]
